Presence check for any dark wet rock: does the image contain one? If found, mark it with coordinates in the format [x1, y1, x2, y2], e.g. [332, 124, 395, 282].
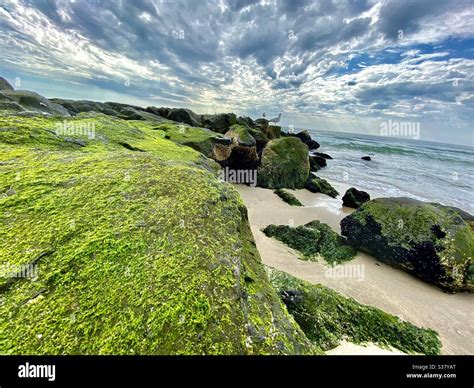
[340, 197, 474, 292]
[361, 156, 372, 161]
[0, 77, 14, 91]
[1, 91, 70, 116]
[202, 113, 237, 134]
[342, 187, 370, 209]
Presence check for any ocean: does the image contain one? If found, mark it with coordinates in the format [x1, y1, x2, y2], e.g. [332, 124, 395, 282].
[302, 130, 474, 214]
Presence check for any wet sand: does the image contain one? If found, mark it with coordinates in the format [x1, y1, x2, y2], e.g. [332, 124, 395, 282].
[235, 184, 474, 355]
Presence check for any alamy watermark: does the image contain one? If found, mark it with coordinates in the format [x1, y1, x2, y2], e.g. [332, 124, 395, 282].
[325, 264, 365, 281]
[55, 121, 96, 139]
[0, 263, 39, 280]
[380, 119, 420, 140]
[218, 167, 257, 187]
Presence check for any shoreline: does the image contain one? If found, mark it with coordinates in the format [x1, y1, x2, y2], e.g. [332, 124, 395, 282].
[235, 183, 474, 355]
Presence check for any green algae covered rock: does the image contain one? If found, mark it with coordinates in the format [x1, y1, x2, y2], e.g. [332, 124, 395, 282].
[262, 220, 356, 265]
[0, 113, 316, 355]
[257, 137, 309, 189]
[305, 176, 339, 198]
[340, 197, 474, 292]
[274, 189, 303, 207]
[268, 268, 441, 355]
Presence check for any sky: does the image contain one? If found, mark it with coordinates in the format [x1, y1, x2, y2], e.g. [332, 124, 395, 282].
[0, 0, 473, 145]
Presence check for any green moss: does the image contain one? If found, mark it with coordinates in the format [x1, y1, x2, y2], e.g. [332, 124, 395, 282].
[257, 137, 309, 189]
[305, 176, 339, 198]
[262, 221, 355, 264]
[274, 189, 303, 207]
[346, 198, 474, 291]
[151, 121, 224, 157]
[226, 124, 256, 146]
[269, 268, 442, 355]
[0, 113, 316, 355]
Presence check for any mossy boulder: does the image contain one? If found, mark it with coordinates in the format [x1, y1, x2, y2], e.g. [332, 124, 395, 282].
[283, 130, 320, 150]
[202, 113, 237, 134]
[166, 108, 203, 127]
[257, 137, 309, 189]
[0, 113, 316, 354]
[269, 268, 441, 355]
[305, 176, 339, 198]
[309, 155, 326, 171]
[274, 189, 303, 207]
[340, 197, 474, 292]
[265, 125, 281, 140]
[342, 187, 370, 209]
[224, 124, 258, 169]
[262, 220, 356, 265]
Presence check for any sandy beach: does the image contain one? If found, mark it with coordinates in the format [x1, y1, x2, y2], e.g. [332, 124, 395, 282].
[235, 183, 474, 355]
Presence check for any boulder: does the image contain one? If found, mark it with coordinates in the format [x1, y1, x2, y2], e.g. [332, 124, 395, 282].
[1, 90, 70, 116]
[313, 152, 332, 160]
[361, 156, 371, 161]
[295, 130, 320, 150]
[340, 197, 474, 292]
[202, 113, 237, 134]
[167, 108, 203, 127]
[342, 187, 370, 209]
[305, 176, 339, 198]
[248, 127, 270, 154]
[257, 137, 310, 189]
[265, 125, 281, 140]
[309, 155, 326, 171]
[0, 77, 14, 91]
[224, 124, 259, 169]
[237, 116, 256, 128]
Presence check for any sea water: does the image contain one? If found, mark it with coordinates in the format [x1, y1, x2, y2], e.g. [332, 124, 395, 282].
[303, 130, 474, 214]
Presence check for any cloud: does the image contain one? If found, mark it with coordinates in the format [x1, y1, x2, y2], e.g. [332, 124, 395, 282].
[0, 0, 473, 144]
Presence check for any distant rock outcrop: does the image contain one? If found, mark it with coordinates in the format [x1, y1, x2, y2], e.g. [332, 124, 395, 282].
[0, 77, 14, 91]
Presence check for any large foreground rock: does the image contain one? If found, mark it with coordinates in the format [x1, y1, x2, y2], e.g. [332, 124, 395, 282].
[257, 137, 310, 189]
[0, 113, 315, 354]
[340, 198, 474, 292]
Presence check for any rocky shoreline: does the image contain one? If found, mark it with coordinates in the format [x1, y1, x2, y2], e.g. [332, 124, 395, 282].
[1, 77, 472, 354]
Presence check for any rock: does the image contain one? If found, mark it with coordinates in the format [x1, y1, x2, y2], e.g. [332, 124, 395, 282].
[263, 220, 356, 264]
[305, 176, 339, 198]
[340, 197, 474, 292]
[0, 77, 14, 91]
[269, 268, 441, 355]
[223, 124, 259, 169]
[313, 152, 332, 160]
[294, 130, 320, 150]
[202, 113, 237, 134]
[342, 187, 370, 209]
[274, 189, 303, 207]
[309, 155, 326, 171]
[247, 127, 270, 154]
[1, 91, 70, 116]
[257, 137, 310, 189]
[167, 108, 203, 127]
[361, 156, 371, 161]
[50, 99, 117, 116]
[1, 112, 316, 355]
[145, 106, 170, 118]
[265, 125, 281, 140]
[254, 118, 269, 132]
[237, 116, 255, 128]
